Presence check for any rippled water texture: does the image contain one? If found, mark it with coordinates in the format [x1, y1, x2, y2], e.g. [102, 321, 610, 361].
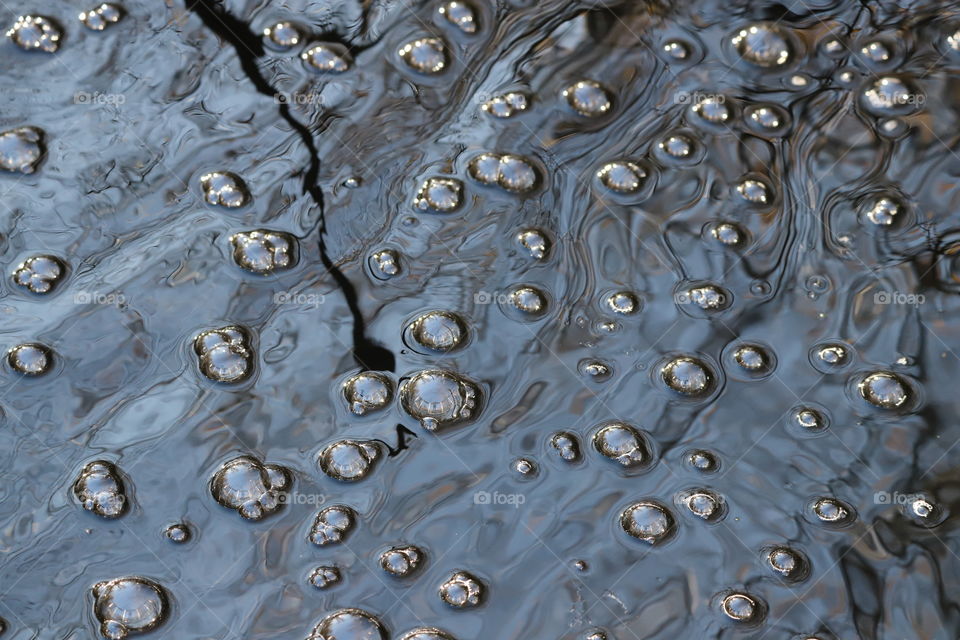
[3, 0, 960, 638]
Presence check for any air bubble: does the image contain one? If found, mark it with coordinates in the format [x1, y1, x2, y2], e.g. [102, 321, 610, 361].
[200, 171, 249, 208]
[193, 326, 253, 383]
[860, 76, 923, 116]
[408, 310, 467, 352]
[74, 461, 127, 519]
[414, 177, 463, 212]
[578, 359, 612, 381]
[731, 23, 793, 68]
[815, 344, 848, 368]
[513, 457, 538, 476]
[794, 407, 827, 431]
[92, 577, 168, 640]
[307, 609, 386, 640]
[691, 96, 731, 124]
[711, 222, 743, 246]
[658, 133, 693, 158]
[606, 291, 640, 314]
[370, 249, 401, 278]
[481, 91, 528, 118]
[399, 629, 457, 640]
[562, 80, 613, 117]
[399, 37, 447, 74]
[551, 431, 581, 462]
[301, 43, 352, 73]
[309, 505, 355, 546]
[596, 161, 646, 193]
[516, 228, 550, 260]
[79, 4, 122, 31]
[684, 283, 730, 311]
[318, 440, 380, 481]
[858, 371, 909, 409]
[860, 194, 903, 227]
[507, 284, 547, 316]
[399, 369, 479, 430]
[13, 255, 64, 294]
[861, 40, 892, 64]
[765, 546, 808, 581]
[230, 230, 296, 274]
[263, 21, 300, 49]
[309, 566, 341, 589]
[439, 571, 484, 607]
[661, 356, 712, 396]
[342, 372, 393, 415]
[737, 178, 772, 204]
[901, 494, 945, 527]
[743, 104, 791, 136]
[720, 592, 762, 623]
[687, 449, 719, 472]
[812, 497, 851, 524]
[7, 16, 60, 53]
[733, 344, 771, 374]
[620, 501, 673, 544]
[438, 2, 477, 34]
[663, 40, 689, 60]
[165, 523, 190, 543]
[0, 127, 44, 174]
[593, 422, 648, 467]
[210, 455, 290, 521]
[8, 343, 52, 376]
[380, 545, 423, 577]
[467, 153, 538, 192]
[681, 489, 724, 521]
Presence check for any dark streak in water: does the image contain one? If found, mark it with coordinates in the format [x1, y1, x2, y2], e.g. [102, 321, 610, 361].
[184, 0, 395, 372]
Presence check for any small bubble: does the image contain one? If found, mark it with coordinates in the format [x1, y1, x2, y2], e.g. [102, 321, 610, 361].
[687, 449, 719, 472]
[812, 497, 851, 524]
[816, 344, 848, 367]
[414, 177, 463, 212]
[720, 592, 762, 623]
[860, 76, 923, 116]
[164, 523, 190, 544]
[661, 356, 712, 396]
[210, 455, 290, 521]
[230, 230, 296, 274]
[858, 371, 909, 409]
[737, 178, 772, 204]
[686, 284, 730, 311]
[0, 127, 44, 174]
[765, 546, 809, 581]
[743, 104, 791, 136]
[663, 40, 689, 60]
[680, 489, 724, 521]
[606, 291, 640, 314]
[507, 284, 547, 316]
[861, 40, 892, 63]
[901, 494, 945, 527]
[733, 344, 771, 373]
[309, 505, 355, 546]
[467, 153, 538, 192]
[573, 559, 588, 571]
[516, 228, 550, 260]
[309, 566, 341, 589]
[439, 571, 484, 608]
[562, 80, 613, 117]
[731, 23, 793, 68]
[408, 310, 467, 352]
[301, 43, 352, 73]
[399, 37, 447, 74]
[193, 326, 253, 383]
[861, 194, 903, 227]
[399, 369, 480, 430]
[550, 431, 581, 462]
[79, 4, 122, 30]
[319, 440, 380, 482]
[794, 407, 827, 431]
[399, 629, 457, 640]
[710, 222, 743, 246]
[74, 461, 127, 519]
[263, 21, 300, 49]
[8, 343, 52, 376]
[438, 1, 477, 34]
[596, 161, 646, 193]
[579, 359, 612, 381]
[593, 422, 648, 467]
[481, 91, 529, 118]
[342, 372, 392, 415]
[7, 16, 61, 53]
[513, 457, 538, 476]
[380, 545, 423, 577]
[658, 133, 693, 158]
[92, 577, 168, 640]
[370, 249, 401, 279]
[692, 97, 731, 124]
[13, 255, 64, 294]
[620, 501, 673, 544]
[200, 171, 249, 208]
[307, 609, 386, 640]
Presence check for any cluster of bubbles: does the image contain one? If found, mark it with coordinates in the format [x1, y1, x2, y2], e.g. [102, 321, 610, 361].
[13, 254, 64, 293]
[209, 455, 290, 521]
[318, 439, 381, 481]
[193, 325, 254, 383]
[0, 127, 44, 173]
[229, 230, 297, 274]
[74, 461, 127, 519]
[467, 152, 538, 193]
[309, 505, 356, 546]
[199, 171, 249, 208]
[398, 370, 480, 431]
[380, 545, 423, 577]
[92, 577, 167, 640]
